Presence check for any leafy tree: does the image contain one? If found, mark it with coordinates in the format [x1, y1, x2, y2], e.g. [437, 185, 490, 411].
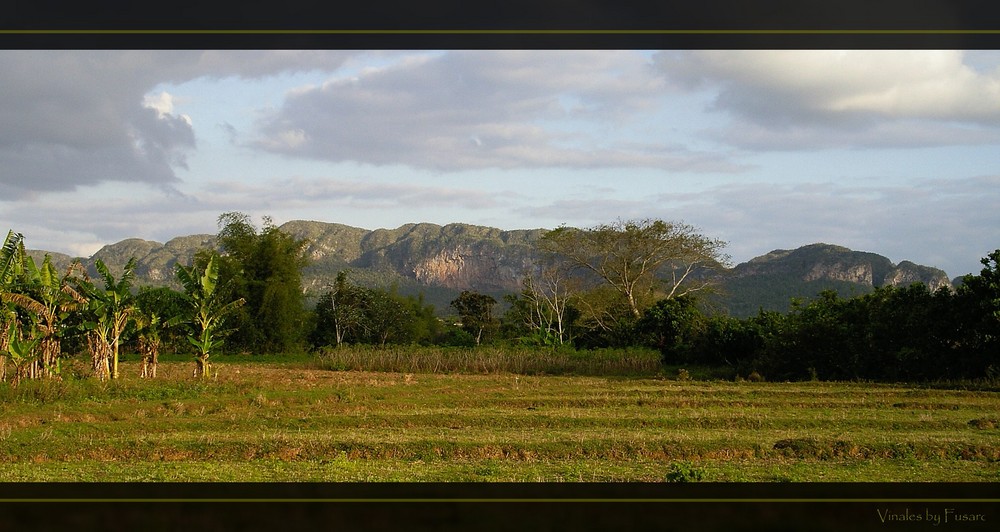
[359, 287, 412, 347]
[399, 292, 442, 346]
[539, 218, 728, 319]
[311, 273, 434, 348]
[77, 258, 137, 380]
[172, 253, 245, 378]
[134, 309, 164, 379]
[450, 290, 497, 346]
[135, 286, 191, 356]
[569, 284, 639, 349]
[0, 230, 26, 382]
[311, 270, 367, 348]
[215, 212, 309, 354]
[637, 295, 704, 364]
[1, 254, 86, 380]
[953, 249, 1000, 376]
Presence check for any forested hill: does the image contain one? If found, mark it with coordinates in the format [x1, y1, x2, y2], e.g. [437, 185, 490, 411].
[28, 221, 952, 317]
[717, 243, 953, 316]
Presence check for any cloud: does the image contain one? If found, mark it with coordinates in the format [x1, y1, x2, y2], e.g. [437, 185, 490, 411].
[251, 50, 745, 172]
[205, 176, 508, 211]
[655, 50, 1000, 150]
[0, 50, 358, 198]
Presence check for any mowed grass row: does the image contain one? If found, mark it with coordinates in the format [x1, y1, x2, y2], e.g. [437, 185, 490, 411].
[0, 358, 998, 482]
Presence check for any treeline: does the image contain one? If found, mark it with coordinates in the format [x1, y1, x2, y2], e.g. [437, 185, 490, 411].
[2, 214, 998, 384]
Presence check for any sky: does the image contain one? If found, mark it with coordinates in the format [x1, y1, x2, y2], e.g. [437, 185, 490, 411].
[1, 49, 998, 279]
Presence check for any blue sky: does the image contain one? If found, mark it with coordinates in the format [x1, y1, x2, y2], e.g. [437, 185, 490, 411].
[1, 50, 998, 278]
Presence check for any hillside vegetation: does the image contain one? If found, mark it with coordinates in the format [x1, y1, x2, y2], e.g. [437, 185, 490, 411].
[33, 221, 952, 317]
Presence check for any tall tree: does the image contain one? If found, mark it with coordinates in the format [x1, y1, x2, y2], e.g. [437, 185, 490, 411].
[451, 290, 497, 346]
[78, 258, 137, 380]
[954, 249, 1000, 375]
[215, 212, 309, 354]
[539, 219, 728, 319]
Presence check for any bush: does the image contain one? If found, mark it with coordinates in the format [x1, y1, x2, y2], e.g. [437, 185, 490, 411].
[665, 461, 704, 483]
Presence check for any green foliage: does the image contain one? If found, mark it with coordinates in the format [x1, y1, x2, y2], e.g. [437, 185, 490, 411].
[214, 212, 310, 354]
[76, 258, 138, 379]
[636, 295, 704, 364]
[540, 218, 728, 319]
[665, 461, 704, 482]
[309, 270, 441, 349]
[135, 286, 191, 354]
[172, 253, 246, 378]
[451, 290, 498, 346]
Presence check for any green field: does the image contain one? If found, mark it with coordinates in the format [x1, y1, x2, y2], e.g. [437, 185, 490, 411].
[0, 355, 998, 483]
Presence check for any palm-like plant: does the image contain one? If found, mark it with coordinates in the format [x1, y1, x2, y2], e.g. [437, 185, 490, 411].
[172, 253, 245, 378]
[0, 230, 26, 382]
[134, 310, 163, 379]
[80, 258, 137, 380]
[5, 326, 41, 386]
[1, 254, 86, 379]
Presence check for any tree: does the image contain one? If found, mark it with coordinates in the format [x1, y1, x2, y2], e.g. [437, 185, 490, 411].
[214, 212, 309, 354]
[135, 286, 191, 356]
[311, 270, 367, 348]
[539, 219, 728, 319]
[1, 254, 86, 380]
[172, 253, 245, 378]
[0, 230, 26, 382]
[450, 290, 497, 346]
[134, 309, 163, 379]
[637, 295, 704, 364]
[359, 287, 412, 347]
[510, 257, 581, 346]
[77, 258, 137, 380]
[311, 274, 431, 349]
[953, 249, 1000, 376]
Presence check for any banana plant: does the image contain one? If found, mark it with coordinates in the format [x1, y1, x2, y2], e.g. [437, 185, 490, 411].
[134, 310, 162, 378]
[0, 230, 26, 382]
[0, 254, 86, 379]
[171, 253, 244, 378]
[77, 258, 137, 380]
[5, 326, 41, 386]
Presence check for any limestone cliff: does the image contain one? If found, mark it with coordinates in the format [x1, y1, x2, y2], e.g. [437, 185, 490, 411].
[29, 224, 954, 317]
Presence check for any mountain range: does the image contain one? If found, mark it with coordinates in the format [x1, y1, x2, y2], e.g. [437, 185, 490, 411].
[27, 221, 954, 317]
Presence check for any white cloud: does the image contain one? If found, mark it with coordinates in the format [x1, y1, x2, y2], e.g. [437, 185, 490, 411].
[144, 91, 192, 126]
[655, 50, 1000, 149]
[250, 50, 741, 172]
[0, 50, 359, 198]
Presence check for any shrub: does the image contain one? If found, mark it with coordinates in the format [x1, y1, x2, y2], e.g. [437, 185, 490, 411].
[665, 461, 704, 483]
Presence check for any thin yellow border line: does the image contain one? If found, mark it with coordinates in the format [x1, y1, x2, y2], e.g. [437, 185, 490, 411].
[2, 498, 999, 503]
[1, 29, 1000, 35]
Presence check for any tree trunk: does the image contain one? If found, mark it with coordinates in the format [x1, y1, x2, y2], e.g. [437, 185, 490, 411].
[195, 355, 211, 379]
[111, 338, 120, 380]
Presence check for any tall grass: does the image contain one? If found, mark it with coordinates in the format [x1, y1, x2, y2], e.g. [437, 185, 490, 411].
[311, 345, 664, 376]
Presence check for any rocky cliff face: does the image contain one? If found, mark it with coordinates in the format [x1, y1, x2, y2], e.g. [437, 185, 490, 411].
[732, 243, 950, 291]
[26, 224, 953, 316]
[411, 243, 536, 291]
[884, 261, 952, 292]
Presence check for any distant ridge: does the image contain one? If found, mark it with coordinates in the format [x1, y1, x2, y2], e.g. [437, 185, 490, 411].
[25, 222, 953, 317]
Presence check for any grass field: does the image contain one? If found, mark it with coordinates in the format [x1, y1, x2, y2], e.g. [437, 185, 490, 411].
[0, 352, 998, 483]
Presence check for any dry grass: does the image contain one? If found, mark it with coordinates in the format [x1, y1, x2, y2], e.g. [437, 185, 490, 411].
[0, 357, 997, 482]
